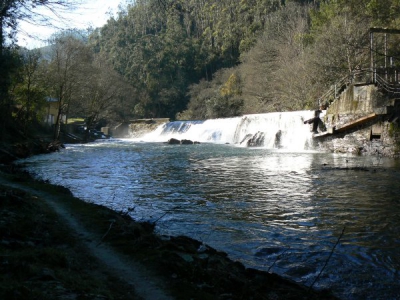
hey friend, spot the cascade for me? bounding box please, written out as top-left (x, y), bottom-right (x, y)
top-left (138, 110), bottom-right (322, 150)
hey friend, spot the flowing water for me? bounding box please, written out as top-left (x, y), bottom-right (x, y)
top-left (18, 111), bottom-right (400, 300)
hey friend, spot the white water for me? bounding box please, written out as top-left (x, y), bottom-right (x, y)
top-left (136, 110), bottom-right (322, 150)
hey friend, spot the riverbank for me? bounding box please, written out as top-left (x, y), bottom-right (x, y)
top-left (0, 164), bottom-right (338, 300)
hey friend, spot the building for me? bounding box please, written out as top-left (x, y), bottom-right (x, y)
top-left (45, 97), bottom-right (66, 125)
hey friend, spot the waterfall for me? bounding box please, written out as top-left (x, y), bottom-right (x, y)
top-left (138, 110), bottom-right (323, 150)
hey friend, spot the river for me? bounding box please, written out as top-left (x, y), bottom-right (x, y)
top-left (17, 112), bottom-right (400, 300)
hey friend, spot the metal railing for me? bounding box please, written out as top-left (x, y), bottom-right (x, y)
top-left (374, 72), bottom-right (400, 96)
top-left (319, 68), bottom-right (400, 108)
top-left (318, 75), bottom-right (351, 107)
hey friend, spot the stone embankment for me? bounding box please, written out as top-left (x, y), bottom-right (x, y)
top-left (314, 83), bottom-right (400, 157)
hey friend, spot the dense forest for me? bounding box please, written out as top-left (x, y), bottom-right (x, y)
top-left (1, 0), bottom-right (400, 142)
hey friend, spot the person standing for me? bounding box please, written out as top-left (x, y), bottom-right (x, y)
top-left (304, 109), bottom-right (322, 133)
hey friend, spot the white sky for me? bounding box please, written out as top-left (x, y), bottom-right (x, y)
top-left (17, 0), bottom-right (123, 49)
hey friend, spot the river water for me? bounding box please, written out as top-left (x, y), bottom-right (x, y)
top-left (17, 113), bottom-right (400, 300)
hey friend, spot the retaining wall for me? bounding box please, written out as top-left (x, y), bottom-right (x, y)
top-left (317, 84), bottom-right (400, 157)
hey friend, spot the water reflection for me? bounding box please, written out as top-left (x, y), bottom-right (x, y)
top-left (18, 141), bottom-right (400, 300)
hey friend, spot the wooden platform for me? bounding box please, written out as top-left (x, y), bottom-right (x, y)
top-left (334, 113), bottom-right (377, 133)
top-left (313, 131), bottom-right (333, 138)
top-left (313, 113), bottom-right (377, 138)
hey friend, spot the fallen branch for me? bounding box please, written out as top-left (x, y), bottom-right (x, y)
top-left (309, 227), bottom-right (346, 292)
top-left (96, 220), bottom-right (115, 247)
top-left (151, 212), bottom-right (168, 225)
top-left (268, 247), bottom-right (290, 272)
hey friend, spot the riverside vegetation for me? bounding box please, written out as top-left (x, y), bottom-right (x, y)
top-left (2, 1), bottom-right (400, 141)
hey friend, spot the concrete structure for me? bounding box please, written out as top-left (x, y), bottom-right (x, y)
top-left (315, 81), bottom-right (400, 157)
top-left (111, 118), bottom-right (169, 138)
top-left (44, 97), bottom-right (66, 125)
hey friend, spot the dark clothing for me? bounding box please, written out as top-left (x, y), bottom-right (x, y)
top-left (314, 109), bottom-right (322, 117)
top-left (304, 110), bottom-right (322, 133)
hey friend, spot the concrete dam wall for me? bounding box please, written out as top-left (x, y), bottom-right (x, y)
top-left (316, 83), bottom-right (400, 157)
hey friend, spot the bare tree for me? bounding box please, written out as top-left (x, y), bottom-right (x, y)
top-left (44, 33), bottom-right (91, 140)
top-left (240, 3), bottom-right (312, 113)
top-left (0, 0), bottom-right (77, 139)
top-left (307, 13), bottom-right (371, 84)
top-left (70, 54), bottom-right (135, 139)
top-left (1, 0), bottom-right (78, 49)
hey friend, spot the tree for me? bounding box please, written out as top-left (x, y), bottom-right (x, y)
top-left (0, 0), bottom-right (77, 141)
top-left (94, 0), bottom-right (286, 120)
top-left (236, 3), bottom-right (314, 113)
top-left (0, 48), bottom-right (20, 138)
top-left (306, 0), bottom-right (373, 107)
top-left (1, 0), bottom-right (78, 49)
top-left (11, 49), bottom-right (47, 133)
top-left (183, 0), bottom-right (381, 117)
top-left (70, 54), bottom-right (136, 140)
top-left (44, 33), bottom-right (91, 140)
top-left (180, 67), bottom-right (243, 119)
top-left (334, 0), bottom-right (400, 27)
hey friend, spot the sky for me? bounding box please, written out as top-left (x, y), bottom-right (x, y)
top-left (17, 0), bottom-right (123, 49)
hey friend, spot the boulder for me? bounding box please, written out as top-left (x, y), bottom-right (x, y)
top-left (166, 138), bottom-right (200, 145)
top-left (167, 138), bottom-right (181, 144)
top-left (181, 139), bottom-right (194, 145)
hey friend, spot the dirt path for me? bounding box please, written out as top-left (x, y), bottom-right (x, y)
top-left (0, 175), bottom-right (174, 300)
top-left (1, 169), bottom-right (339, 300)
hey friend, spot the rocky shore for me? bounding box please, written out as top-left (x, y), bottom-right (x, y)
top-left (0, 160), bottom-right (338, 299)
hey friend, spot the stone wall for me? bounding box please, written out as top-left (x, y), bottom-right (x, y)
top-left (317, 83), bottom-right (400, 157)
top-left (324, 84), bottom-right (381, 127)
top-left (317, 123), bottom-right (400, 156)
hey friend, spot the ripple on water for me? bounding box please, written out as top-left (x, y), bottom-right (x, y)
top-left (16, 142), bottom-right (400, 300)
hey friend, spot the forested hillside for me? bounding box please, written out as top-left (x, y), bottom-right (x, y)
top-left (90, 0), bottom-right (284, 119)
top-left (1, 0), bottom-right (400, 142)
top-left (91, 0), bottom-right (400, 120)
